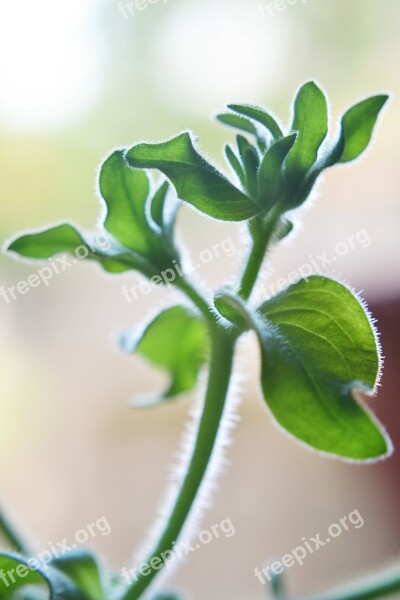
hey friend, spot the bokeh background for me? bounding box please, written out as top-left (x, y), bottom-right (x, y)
top-left (0, 0), bottom-right (399, 598)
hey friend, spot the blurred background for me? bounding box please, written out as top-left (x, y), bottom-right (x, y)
top-left (0, 0), bottom-right (399, 598)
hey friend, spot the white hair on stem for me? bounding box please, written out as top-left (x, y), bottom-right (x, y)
top-left (129, 336), bottom-right (246, 587)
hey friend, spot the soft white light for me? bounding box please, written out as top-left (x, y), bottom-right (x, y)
top-left (0, 0), bottom-right (104, 131)
top-left (152, 1), bottom-right (290, 112)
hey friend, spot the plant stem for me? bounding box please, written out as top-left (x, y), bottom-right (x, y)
top-left (175, 277), bottom-right (212, 322)
top-left (122, 319), bottom-right (236, 600)
top-left (298, 568), bottom-right (400, 600)
top-left (0, 509), bottom-right (30, 554)
top-left (122, 204), bottom-right (281, 597)
top-left (238, 202), bottom-right (283, 300)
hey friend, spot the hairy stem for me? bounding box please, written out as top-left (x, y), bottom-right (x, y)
top-left (122, 311), bottom-right (236, 600)
top-left (238, 202), bottom-right (283, 300)
top-left (0, 509), bottom-right (30, 554)
top-left (176, 278), bottom-right (213, 322)
top-left (122, 203), bottom-right (282, 598)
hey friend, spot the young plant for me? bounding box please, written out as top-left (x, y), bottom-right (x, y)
top-left (1, 81), bottom-right (397, 600)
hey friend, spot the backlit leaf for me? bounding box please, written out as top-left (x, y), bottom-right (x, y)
top-left (120, 306), bottom-right (208, 406)
top-left (257, 276), bottom-right (390, 460)
top-left (126, 132), bottom-right (259, 221)
top-left (285, 81), bottom-right (328, 186)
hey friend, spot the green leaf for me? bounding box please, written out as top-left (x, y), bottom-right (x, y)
top-left (275, 218), bottom-right (294, 241)
top-left (8, 152), bottom-right (182, 279)
top-left (235, 135), bottom-right (260, 198)
top-left (148, 179), bottom-right (179, 241)
top-left (150, 181), bottom-right (169, 230)
top-left (50, 550), bottom-right (106, 600)
top-left (258, 133), bottom-right (297, 208)
top-left (328, 95), bottom-right (389, 165)
top-left (0, 553), bottom-right (88, 600)
top-left (126, 132), bottom-right (259, 221)
top-left (7, 223), bottom-right (87, 259)
top-left (257, 276), bottom-right (390, 460)
top-left (228, 103), bottom-right (283, 140)
top-left (224, 145), bottom-right (246, 188)
top-left (235, 134), bottom-right (252, 161)
top-left (216, 113), bottom-right (258, 137)
top-left (99, 151), bottom-right (181, 272)
top-left (214, 290), bottom-right (252, 333)
top-left (120, 306), bottom-right (208, 406)
top-left (243, 146), bottom-right (260, 199)
top-left (6, 224), bottom-right (152, 277)
top-left (285, 81), bottom-right (328, 185)
top-left (100, 150), bottom-right (154, 255)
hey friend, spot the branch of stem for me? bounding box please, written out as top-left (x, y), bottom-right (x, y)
top-left (238, 202), bottom-right (283, 300)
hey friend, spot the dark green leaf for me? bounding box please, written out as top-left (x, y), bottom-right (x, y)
top-left (6, 224), bottom-right (152, 276)
top-left (328, 95), bottom-right (389, 165)
top-left (258, 134), bottom-right (297, 208)
top-left (120, 306), bottom-right (208, 406)
top-left (150, 181), bottom-right (169, 230)
top-left (257, 276), bottom-right (390, 460)
top-left (235, 135), bottom-right (260, 198)
top-left (216, 113), bottom-right (258, 137)
top-left (0, 553), bottom-right (88, 600)
top-left (235, 134), bottom-right (252, 160)
top-left (51, 550), bottom-right (105, 600)
top-left (224, 145), bottom-right (246, 188)
top-left (228, 103), bottom-right (283, 140)
top-left (243, 146), bottom-right (260, 199)
top-left (126, 132), bottom-right (259, 221)
top-left (285, 81), bottom-right (328, 185)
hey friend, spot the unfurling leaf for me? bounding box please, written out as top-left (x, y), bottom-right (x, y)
top-left (257, 276), bottom-right (390, 460)
top-left (227, 103), bottom-right (283, 140)
top-left (258, 133), bottom-right (297, 208)
top-left (224, 144), bottom-right (246, 188)
top-left (235, 135), bottom-right (260, 199)
top-left (216, 113), bottom-right (259, 137)
top-left (120, 306), bottom-right (208, 406)
top-left (126, 132), bottom-right (259, 221)
top-left (150, 180), bottom-right (176, 236)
